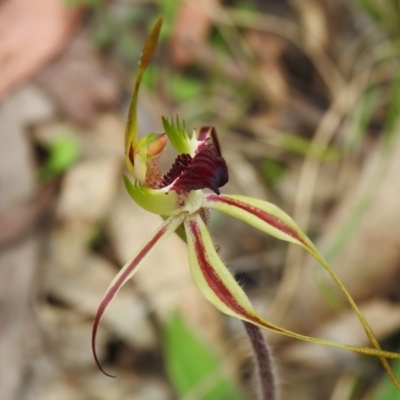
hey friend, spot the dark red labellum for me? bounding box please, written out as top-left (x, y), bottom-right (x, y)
top-left (161, 146), bottom-right (228, 195)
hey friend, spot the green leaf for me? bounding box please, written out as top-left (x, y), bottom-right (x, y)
top-left (142, 65), bottom-right (158, 90)
top-left (277, 133), bottom-right (342, 161)
top-left (169, 74), bottom-right (204, 103)
top-left (63, 0), bottom-right (102, 7)
top-left (260, 158), bottom-right (285, 185)
top-left (384, 68), bottom-right (400, 143)
top-left (345, 87), bottom-right (379, 153)
top-left (157, 0), bottom-right (181, 41)
top-left (163, 313), bottom-right (248, 400)
top-left (355, 0), bottom-right (383, 22)
top-left (370, 359), bottom-right (400, 400)
top-left (38, 136), bottom-right (80, 182)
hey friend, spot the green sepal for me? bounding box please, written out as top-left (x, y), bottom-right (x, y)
top-left (125, 17), bottom-right (163, 156)
top-left (123, 175), bottom-right (181, 216)
top-left (162, 116), bottom-right (193, 155)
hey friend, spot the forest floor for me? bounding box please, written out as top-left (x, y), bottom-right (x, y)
top-left (1, 1), bottom-right (400, 399)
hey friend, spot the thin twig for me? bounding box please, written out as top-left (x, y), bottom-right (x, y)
top-left (243, 321), bottom-right (278, 400)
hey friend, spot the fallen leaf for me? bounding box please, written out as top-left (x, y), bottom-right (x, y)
top-left (0, 83), bottom-right (55, 400)
top-left (0, 0), bottom-right (82, 100)
top-left (281, 299), bottom-right (400, 368)
top-left (245, 30), bottom-right (288, 106)
top-left (36, 36), bottom-right (120, 125)
top-left (280, 132), bottom-right (400, 336)
top-left (56, 158), bottom-right (121, 222)
top-left (0, 183), bottom-right (56, 248)
top-left (170, 0), bottom-right (221, 67)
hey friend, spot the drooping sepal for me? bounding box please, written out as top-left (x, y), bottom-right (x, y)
top-left (203, 194), bottom-right (400, 388)
top-left (92, 213), bottom-right (184, 377)
top-left (183, 213), bottom-right (400, 388)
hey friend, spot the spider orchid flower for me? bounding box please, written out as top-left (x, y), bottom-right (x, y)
top-left (92, 17), bottom-right (400, 386)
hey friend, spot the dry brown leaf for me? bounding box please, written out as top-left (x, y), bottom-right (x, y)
top-left (36, 305), bottom-right (109, 370)
top-left (0, 0), bottom-right (82, 100)
top-left (245, 30), bottom-right (288, 106)
top-left (281, 299), bottom-right (400, 368)
top-left (0, 182), bottom-right (56, 248)
top-left (45, 251), bottom-right (157, 350)
top-left (289, 0), bottom-right (329, 52)
top-left (78, 370), bottom-right (171, 400)
top-left (170, 0), bottom-right (221, 67)
top-left (84, 113), bottom-right (126, 159)
top-left (36, 36), bottom-right (120, 125)
top-left (56, 158), bottom-right (121, 222)
top-left (280, 131), bottom-right (400, 335)
top-left (44, 154), bottom-right (157, 350)
top-left (0, 84), bottom-right (55, 400)
top-left (223, 149), bottom-right (270, 200)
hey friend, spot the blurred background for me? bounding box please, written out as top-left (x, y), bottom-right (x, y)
top-left (1, 0), bottom-right (400, 399)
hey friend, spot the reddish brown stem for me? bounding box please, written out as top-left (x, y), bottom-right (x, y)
top-left (243, 321), bottom-right (278, 400)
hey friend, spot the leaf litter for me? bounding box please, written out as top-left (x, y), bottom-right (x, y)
top-left (1, 1), bottom-right (400, 399)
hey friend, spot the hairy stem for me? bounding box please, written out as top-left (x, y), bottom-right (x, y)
top-left (244, 321), bottom-right (278, 400)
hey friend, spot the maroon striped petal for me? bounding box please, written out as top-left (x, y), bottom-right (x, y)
top-left (203, 194), bottom-right (312, 249)
top-left (202, 194), bottom-right (400, 386)
top-left (92, 214), bottom-right (184, 377)
top-left (183, 212), bottom-right (400, 383)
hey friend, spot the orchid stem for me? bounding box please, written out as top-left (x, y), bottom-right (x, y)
top-left (243, 321), bottom-right (278, 400)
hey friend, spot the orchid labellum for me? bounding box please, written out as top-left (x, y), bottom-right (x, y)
top-left (92, 17), bottom-right (400, 388)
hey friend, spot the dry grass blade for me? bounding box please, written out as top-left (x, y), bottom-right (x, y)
top-left (267, 70), bottom-right (372, 323)
top-left (214, 7), bottom-right (345, 98)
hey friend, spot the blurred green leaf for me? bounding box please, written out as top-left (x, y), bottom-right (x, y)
top-left (90, 6), bottom-right (148, 62)
top-left (345, 87), bottom-right (380, 153)
top-left (169, 74), bottom-right (204, 103)
top-left (323, 74), bottom-right (400, 271)
top-left (91, 11), bottom-right (119, 50)
top-left (355, 0), bottom-right (400, 38)
top-left (38, 136), bottom-right (80, 182)
top-left (260, 158), bottom-right (285, 185)
top-left (355, 0), bottom-right (383, 22)
top-left (157, 0), bottom-right (181, 41)
top-left (370, 359), bottom-right (400, 400)
top-left (63, 0), bottom-right (102, 8)
top-left (116, 31), bottom-right (142, 64)
top-left (277, 133), bottom-right (342, 161)
top-left (163, 313), bottom-right (248, 400)
top-left (142, 65), bottom-right (158, 90)
top-left (235, 1), bottom-right (257, 12)
top-left (384, 68), bottom-right (400, 142)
